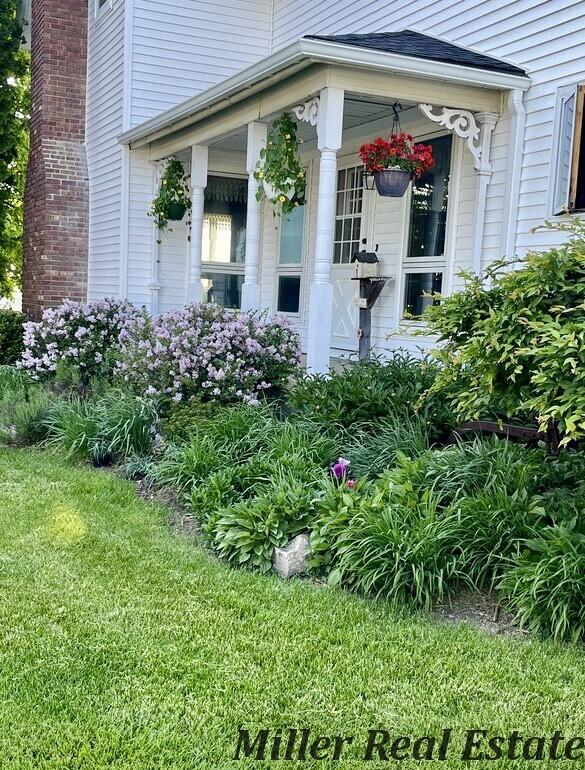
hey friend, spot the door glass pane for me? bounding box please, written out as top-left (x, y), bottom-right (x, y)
top-left (201, 272), bottom-right (243, 309)
top-left (403, 272), bottom-right (443, 318)
top-left (277, 275), bottom-right (301, 313)
top-left (407, 135), bottom-right (452, 259)
top-left (334, 166), bottom-right (363, 265)
top-left (202, 176), bottom-right (247, 264)
top-left (279, 205), bottom-right (304, 265)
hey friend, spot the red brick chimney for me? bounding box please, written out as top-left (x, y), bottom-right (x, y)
top-left (22, 0), bottom-right (89, 318)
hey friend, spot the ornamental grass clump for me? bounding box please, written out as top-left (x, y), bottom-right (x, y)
top-left (117, 303), bottom-right (300, 406)
top-left (19, 298), bottom-right (143, 383)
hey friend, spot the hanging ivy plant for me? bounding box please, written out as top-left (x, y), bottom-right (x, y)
top-left (148, 158), bottom-right (192, 232)
top-left (253, 113), bottom-right (306, 215)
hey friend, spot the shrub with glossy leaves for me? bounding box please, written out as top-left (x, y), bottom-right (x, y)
top-left (117, 303), bottom-right (300, 406)
top-left (425, 219), bottom-right (585, 446)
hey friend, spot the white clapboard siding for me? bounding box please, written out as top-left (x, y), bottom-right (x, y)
top-left (130, 0), bottom-right (272, 126)
top-left (124, 0), bottom-right (272, 306)
top-left (271, 0), bottom-right (585, 256)
top-left (86, 0), bottom-right (126, 299)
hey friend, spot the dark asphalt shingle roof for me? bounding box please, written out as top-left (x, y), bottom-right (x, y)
top-left (304, 30), bottom-right (527, 77)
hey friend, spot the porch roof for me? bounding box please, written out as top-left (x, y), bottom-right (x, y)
top-left (306, 31), bottom-right (527, 77)
top-left (119, 30), bottom-right (530, 151)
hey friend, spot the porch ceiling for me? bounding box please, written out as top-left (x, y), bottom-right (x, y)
top-left (119, 31), bottom-right (530, 160)
top-left (208, 95), bottom-right (416, 154)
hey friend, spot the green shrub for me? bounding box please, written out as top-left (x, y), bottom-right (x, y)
top-left (425, 219), bottom-right (585, 447)
top-left (288, 354), bottom-right (453, 435)
top-left (335, 482), bottom-right (462, 609)
top-left (43, 398), bottom-right (103, 458)
top-left (455, 487), bottom-right (544, 588)
top-left (344, 412), bottom-right (430, 479)
top-left (160, 399), bottom-right (224, 442)
top-left (0, 310), bottom-right (24, 365)
top-left (43, 391), bottom-right (157, 462)
top-left (310, 478), bottom-right (370, 575)
top-left (499, 520), bottom-right (585, 641)
top-left (389, 437), bottom-right (542, 505)
top-left (211, 480), bottom-right (317, 572)
top-left (0, 386), bottom-right (55, 446)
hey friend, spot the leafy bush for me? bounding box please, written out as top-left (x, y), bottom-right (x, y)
top-left (310, 478), bottom-right (370, 575)
top-left (0, 310), bottom-right (24, 365)
top-left (289, 355), bottom-right (453, 435)
top-left (42, 390), bottom-right (156, 462)
top-left (455, 487), bottom-right (544, 588)
top-left (499, 520), bottom-right (585, 641)
top-left (343, 412), bottom-right (430, 479)
top-left (117, 303), bottom-right (300, 406)
top-left (334, 482), bottom-right (462, 609)
top-left (425, 219), bottom-right (585, 446)
top-left (19, 298), bottom-right (143, 383)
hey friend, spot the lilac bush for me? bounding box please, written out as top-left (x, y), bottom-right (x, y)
top-left (117, 303), bottom-right (301, 405)
top-left (19, 298), bottom-right (144, 381)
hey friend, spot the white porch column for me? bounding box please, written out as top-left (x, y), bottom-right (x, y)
top-left (471, 112), bottom-right (499, 275)
top-left (186, 144), bottom-right (208, 304)
top-left (306, 87), bottom-right (344, 374)
top-left (241, 121), bottom-right (267, 312)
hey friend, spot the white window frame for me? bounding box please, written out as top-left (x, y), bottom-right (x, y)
top-left (274, 165), bottom-right (311, 319)
top-left (332, 161), bottom-right (366, 265)
top-left (201, 172), bottom-right (247, 309)
top-left (95, 0), bottom-right (112, 18)
top-left (396, 131), bottom-right (456, 325)
top-left (549, 82), bottom-right (585, 216)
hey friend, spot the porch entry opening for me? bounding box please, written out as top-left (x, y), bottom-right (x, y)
top-left (331, 165), bottom-right (364, 352)
top-left (402, 134), bottom-right (452, 319)
top-left (201, 175), bottom-right (247, 309)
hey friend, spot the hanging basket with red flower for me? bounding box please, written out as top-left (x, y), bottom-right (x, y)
top-left (358, 132), bottom-right (435, 197)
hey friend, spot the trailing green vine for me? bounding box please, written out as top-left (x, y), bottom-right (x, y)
top-left (254, 113), bottom-right (306, 215)
top-left (149, 158), bottom-right (191, 232)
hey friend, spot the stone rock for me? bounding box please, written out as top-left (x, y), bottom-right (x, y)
top-left (273, 533), bottom-right (311, 579)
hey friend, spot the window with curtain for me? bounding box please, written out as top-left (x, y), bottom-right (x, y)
top-left (403, 135), bottom-right (452, 318)
top-left (201, 175), bottom-right (247, 308)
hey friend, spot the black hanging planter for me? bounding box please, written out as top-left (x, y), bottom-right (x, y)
top-left (373, 169), bottom-right (411, 197)
top-left (166, 201), bottom-right (187, 221)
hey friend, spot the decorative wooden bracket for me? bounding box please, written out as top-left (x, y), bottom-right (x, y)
top-left (293, 97), bottom-right (320, 126)
top-left (418, 103), bottom-right (482, 168)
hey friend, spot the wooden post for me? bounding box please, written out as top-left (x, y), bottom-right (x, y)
top-left (354, 277), bottom-right (389, 361)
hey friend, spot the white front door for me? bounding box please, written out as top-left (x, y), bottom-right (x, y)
top-left (330, 164), bottom-right (365, 352)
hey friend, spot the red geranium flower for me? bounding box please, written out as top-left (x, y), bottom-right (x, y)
top-left (359, 132), bottom-right (435, 178)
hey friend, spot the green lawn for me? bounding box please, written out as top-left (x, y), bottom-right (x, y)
top-left (0, 449), bottom-right (583, 769)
